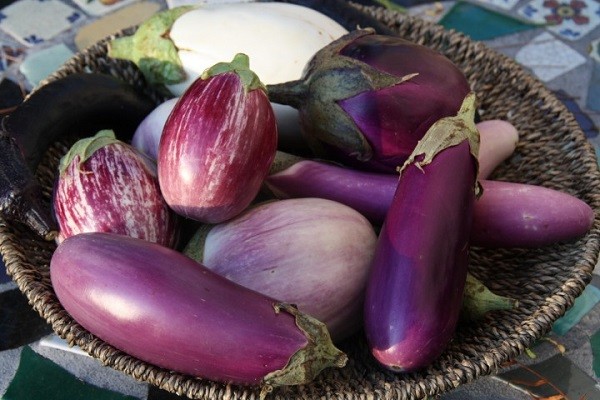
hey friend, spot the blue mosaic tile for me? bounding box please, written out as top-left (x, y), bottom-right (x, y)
top-left (555, 89), bottom-right (600, 139)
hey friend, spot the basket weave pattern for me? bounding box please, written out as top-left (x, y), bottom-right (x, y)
top-left (1, 7), bottom-right (599, 400)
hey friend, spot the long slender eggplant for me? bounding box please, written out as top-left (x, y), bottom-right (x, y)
top-left (266, 155), bottom-right (594, 248)
top-left (0, 73), bottom-right (156, 239)
top-left (51, 232), bottom-right (347, 394)
top-left (364, 92), bottom-right (479, 372)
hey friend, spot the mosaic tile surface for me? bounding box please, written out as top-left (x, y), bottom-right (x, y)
top-left (0, 0), bottom-right (599, 399)
top-left (518, 0), bottom-right (600, 40)
top-left (0, 0), bottom-right (84, 46)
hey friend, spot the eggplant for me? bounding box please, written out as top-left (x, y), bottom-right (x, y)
top-left (51, 232), bottom-right (347, 393)
top-left (53, 130), bottom-right (179, 246)
top-left (267, 28), bottom-right (471, 173)
top-left (364, 92), bottom-right (479, 372)
top-left (471, 180), bottom-right (595, 248)
top-left (107, 3), bottom-right (347, 93)
top-left (0, 73), bottom-right (156, 239)
top-left (158, 54), bottom-right (277, 223)
top-left (266, 148), bottom-right (593, 248)
top-left (183, 197), bottom-right (378, 342)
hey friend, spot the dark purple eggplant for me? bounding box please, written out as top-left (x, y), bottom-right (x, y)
top-left (267, 28), bottom-right (471, 173)
top-left (364, 92), bottom-right (479, 372)
top-left (0, 73), bottom-right (157, 239)
top-left (51, 232), bottom-right (347, 392)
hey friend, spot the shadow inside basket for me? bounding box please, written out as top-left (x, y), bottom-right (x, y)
top-left (1, 4), bottom-right (599, 400)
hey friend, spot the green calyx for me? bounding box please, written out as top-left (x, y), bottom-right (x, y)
top-left (59, 130), bottom-right (121, 176)
top-left (462, 273), bottom-right (519, 320)
top-left (266, 28), bottom-right (418, 163)
top-left (107, 6), bottom-right (194, 86)
top-left (260, 303), bottom-right (347, 398)
top-left (398, 92), bottom-right (480, 191)
top-left (201, 53), bottom-right (266, 94)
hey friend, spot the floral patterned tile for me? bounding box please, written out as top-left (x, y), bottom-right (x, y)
top-left (515, 31), bottom-right (586, 81)
top-left (518, 0), bottom-right (600, 41)
top-left (0, 0), bottom-right (84, 47)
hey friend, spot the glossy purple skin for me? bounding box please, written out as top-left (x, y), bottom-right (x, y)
top-left (267, 161), bottom-right (594, 248)
top-left (266, 160), bottom-right (392, 223)
top-left (473, 180), bottom-right (594, 248)
top-left (54, 143), bottom-right (178, 247)
top-left (364, 141), bottom-right (477, 371)
top-left (50, 232), bottom-right (308, 385)
top-left (158, 72), bottom-right (277, 223)
top-left (337, 35), bottom-right (471, 172)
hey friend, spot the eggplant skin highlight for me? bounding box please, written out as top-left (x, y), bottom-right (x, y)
top-left (364, 93), bottom-right (479, 372)
top-left (50, 232), bottom-right (347, 393)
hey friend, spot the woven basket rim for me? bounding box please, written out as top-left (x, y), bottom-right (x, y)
top-left (2, 5), bottom-right (600, 400)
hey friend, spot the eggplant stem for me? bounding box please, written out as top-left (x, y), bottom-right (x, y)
top-left (266, 80), bottom-right (307, 109)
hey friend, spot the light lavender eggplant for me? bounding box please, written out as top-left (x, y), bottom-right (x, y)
top-left (158, 54), bottom-right (277, 223)
top-left (53, 130), bottom-right (178, 247)
top-left (183, 197), bottom-right (378, 342)
top-left (364, 93), bottom-right (479, 371)
top-left (267, 28), bottom-right (471, 173)
top-left (50, 232), bottom-right (347, 393)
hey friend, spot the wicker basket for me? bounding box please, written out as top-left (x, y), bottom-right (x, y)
top-left (2, 3), bottom-right (599, 400)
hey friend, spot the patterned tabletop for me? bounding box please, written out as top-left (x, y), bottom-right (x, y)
top-left (0, 0), bottom-right (599, 399)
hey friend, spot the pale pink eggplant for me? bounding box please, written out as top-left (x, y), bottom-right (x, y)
top-left (158, 53), bottom-right (277, 223)
top-left (183, 197), bottom-right (377, 342)
top-left (50, 232), bottom-right (347, 391)
top-left (53, 130), bottom-right (178, 247)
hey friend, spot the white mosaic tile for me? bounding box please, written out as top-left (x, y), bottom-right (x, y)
top-left (408, 1), bottom-right (454, 23)
top-left (71, 0), bottom-right (138, 17)
top-left (515, 31), bottom-right (587, 82)
top-left (518, 0), bottom-right (600, 41)
top-left (0, 0), bottom-right (84, 47)
top-left (475, 0), bottom-right (520, 10)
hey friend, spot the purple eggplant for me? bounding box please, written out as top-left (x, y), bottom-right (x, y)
top-left (158, 53), bottom-right (277, 223)
top-left (364, 92), bottom-right (479, 371)
top-left (267, 28), bottom-right (471, 173)
top-left (183, 197), bottom-right (377, 342)
top-left (50, 232), bottom-right (347, 391)
top-left (472, 180), bottom-right (595, 248)
top-left (53, 130), bottom-right (178, 247)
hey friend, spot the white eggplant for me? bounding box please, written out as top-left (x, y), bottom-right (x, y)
top-left (108, 3), bottom-right (348, 94)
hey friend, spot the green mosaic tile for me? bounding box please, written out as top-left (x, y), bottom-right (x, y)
top-left (439, 1), bottom-right (539, 40)
top-left (552, 284), bottom-right (600, 336)
top-left (3, 346), bottom-right (137, 400)
top-left (592, 328), bottom-right (600, 378)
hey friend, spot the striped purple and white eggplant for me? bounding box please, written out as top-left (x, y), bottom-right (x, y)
top-left (53, 130), bottom-right (178, 247)
top-left (158, 53), bottom-right (277, 223)
top-left (183, 197), bottom-right (378, 342)
top-left (364, 92), bottom-right (479, 372)
top-left (267, 28), bottom-right (471, 173)
top-left (50, 232), bottom-right (347, 393)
